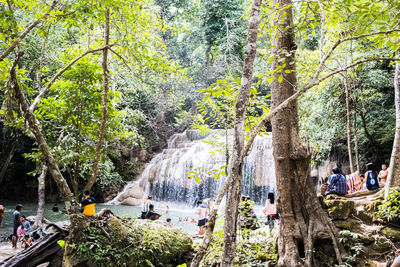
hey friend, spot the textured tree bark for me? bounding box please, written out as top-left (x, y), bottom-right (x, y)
top-left (0, 141), bottom-right (16, 185)
top-left (344, 74), bottom-right (354, 172)
top-left (386, 54), bottom-right (400, 195)
top-left (85, 9), bottom-right (110, 191)
top-left (271, 1), bottom-right (342, 266)
top-left (35, 165), bottom-right (47, 227)
top-left (10, 54), bottom-right (74, 205)
top-left (220, 0), bottom-right (262, 266)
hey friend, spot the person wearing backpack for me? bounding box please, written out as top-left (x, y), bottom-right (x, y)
top-left (365, 163), bottom-right (380, 190)
top-left (325, 168), bottom-right (348, 196)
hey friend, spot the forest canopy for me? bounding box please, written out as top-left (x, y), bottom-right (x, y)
top-left (0, 0), bottom-right (399, 200)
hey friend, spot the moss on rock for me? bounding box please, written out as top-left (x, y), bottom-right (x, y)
top-left (381, 226), bottom-right (400, 241)
top-left (335, 220), bottom-right (361, 232)
top-left (68, 216), bottom-right (193, 267)
top-left (324, 197), bottom-right (355, 220)
top-left (370, 236), bottom-right (391, 252)
top-left (365, 199), bottom-right (382, 213)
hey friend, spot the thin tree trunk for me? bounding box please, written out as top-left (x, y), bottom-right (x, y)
top-left (344, 74), bottom-right (354, 173)
top-left (353, 101), bottom-right (360, 172)
top-left (10, 54), bottom-right (74, 206)
top-left (271, 1), bottom-right (342, 266)
top-left (72, 158), bottom-right (80, 197)
top-left (85, 9), bottom-right (110, 191)
top-left (35, 164), bottom-right (47, 227)
top-left (220, 0), bottom-right (262, 266)
top-left (0, 141), bottom-right (16, 185)
top-left (386, 53), bottom-right (400, 195)
top-left (0, 1), bottom-right (56, 62)
top-left (349, 40), bottom-right (360, 173)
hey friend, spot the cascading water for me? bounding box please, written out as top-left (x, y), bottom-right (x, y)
top-left (109, 130), bottom-right (276, 206)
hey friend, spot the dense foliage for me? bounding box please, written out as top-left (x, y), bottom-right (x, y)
top-left (0, 0), bottom-right (399, 200)
top-left (376, 187), bottom-right (400, 222)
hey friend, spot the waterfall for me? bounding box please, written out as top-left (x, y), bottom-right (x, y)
top-left (109, 130), bottom-right (276, 206)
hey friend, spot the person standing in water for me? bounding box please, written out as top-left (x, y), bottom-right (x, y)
top-left (20, 215), bottom-right (30, 230)
top-left (0, 204), bottom-right (4, 227)
top-left (52, 203), bottom-right (59, 212)
top-left (12, 204), bottom-right (23, 249)
top-left (263, 193), bottom-right (277, 232)
top-left (195, 200), bottom-right (208, 236)
top-left (141, 195), bottom-right (152, 219)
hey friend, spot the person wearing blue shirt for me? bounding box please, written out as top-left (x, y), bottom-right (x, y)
top-left (325, 168), bottom-right (348, 196)
top-left (364, 163), bottom-right (380, 190)
top-left (20, 215), bottom-right (30, 230)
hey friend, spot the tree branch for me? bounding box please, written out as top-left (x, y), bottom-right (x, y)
top-left (29, 44), bottom-right (115, 112)
top-left (317, 0), bottom-right (325, 62)
top-left (9, 52), bottom-right (74, 204)
top-left (242, 56), bottom-right (400, 157)
top-left (0, 1), bottom-right (57, 62)
top-left (314, 24), bottom-right (400, 80)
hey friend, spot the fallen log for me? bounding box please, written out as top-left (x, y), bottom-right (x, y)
top-left (0, 224), bottom-right (68, 267)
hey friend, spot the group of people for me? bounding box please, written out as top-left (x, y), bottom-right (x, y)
top-left (323, 163), bottom-right (387, 196)
top-left (11, 204), bottom-right (33, 249)
top-left (238, 194), bottom-right (279, 234)
top-left (140, 195), bottom-right (163, 220)
top-left (140, 195), bottom-right (211, 236)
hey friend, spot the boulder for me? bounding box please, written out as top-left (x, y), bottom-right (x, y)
top-left (334, 219), bottom-right (361, 232)
top-left (67, 216), bottom-right (193, 267)
top-left (381, 226), bottom-right (400, 241)
top-left (324, 196), bottom-right (355, 220)
top-left (120, 197), bottom-right (142, 206)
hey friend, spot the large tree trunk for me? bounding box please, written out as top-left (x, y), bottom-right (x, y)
top-left (85, 9), bottom-right (110, 191)
top-left (344, 74), bottom-right (354, 173)
top-left (220, 0), bottom-right (262, 266)
top-left (35, 164), bottom-right (47, 227)
top-left (386, 54), bottom-right (400, 194)
top-left (10, 55), bottom-right (74, 206)
top-left (271, 1), bottom-right (342, 266)
top-left (0, 141), bottom-right (16, 185)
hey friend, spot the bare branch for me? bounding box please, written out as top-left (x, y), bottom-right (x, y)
top-left (0, 1), bottom-right (57, 62)
top-left (243, 56), bottom-right (400, 157)
top-left (317, 0), bottom-right (325, 62)
top-left (314, 24), bottom-right (400, 80)
top-left (109, 48), bottom-right (132, 71)
top-left (29, 44), bottom-right (115, 112)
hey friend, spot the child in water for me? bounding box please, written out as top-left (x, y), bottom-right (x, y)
top-left (16, 223), bottom-right (25, 238)
top-left (21, 235), bottom-right (33, 248)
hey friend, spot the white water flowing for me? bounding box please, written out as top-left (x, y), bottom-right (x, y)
top-left (108, 130), bottom-right (276, 206)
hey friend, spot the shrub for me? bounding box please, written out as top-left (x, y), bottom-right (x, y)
top-left (70, 217), bottom-right (193, 267)
top-left (201, 228), bottom-right (277, 267)
top-left (375, 187), bottom-right (400, 222)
